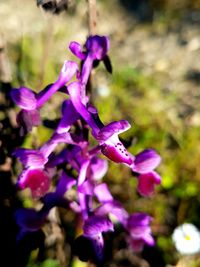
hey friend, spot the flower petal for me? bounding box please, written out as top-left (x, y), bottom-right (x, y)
top-left (96, 120), bottom-right (131, 143)
top-left (17, 109), bottom-right (41, 135)
top-left (69, 41), bottom-right (86, 60)
top-left (10, 87), bottom-right (37, 110)
top-left (95, 200), bottom-right (129, 226)
top-left (89, 157), bottom-right (108, 181)
top-left (58, 60), bottom-right (79, 86)
top-left (101, 137), bottom-right (132, 165)
top-left (18, 169), bottom-right (51, 198)
top-left (14, 148), bottom-right (46, 168)
top-left (137, 171), bottom-right (161, 197)
top-left (86, 35), bottom-right (110, 60)
top-left (56, 99), bottom-right (80, 134)
top-left (94, 183), bottom-right (113, 202)
top-left (133, 149), bottom-right (161, 174)
top-left (84, 215), bottom-right (114, 236)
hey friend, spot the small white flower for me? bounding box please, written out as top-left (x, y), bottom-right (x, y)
top-left (172, 223), bottom-right (200, 255)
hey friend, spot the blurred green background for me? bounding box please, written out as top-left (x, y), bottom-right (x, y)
top-left (1, 0), bottom-right (200, 266)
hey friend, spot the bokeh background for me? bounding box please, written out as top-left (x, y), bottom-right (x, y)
top-left (1, 0), bottom-right (200, 266)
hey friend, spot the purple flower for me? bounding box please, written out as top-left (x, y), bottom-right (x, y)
top-left (131, 149), bottom-right (161, 197)
top-left (69, 35), bottom-right (110, 86)
top-left (67, 82), bottom-right (133, 165)
top-left (126, 213), bottom-right (155, 252)
top-left (11, 61), bottom-right (78, 134)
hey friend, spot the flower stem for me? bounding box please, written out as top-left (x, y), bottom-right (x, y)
top-left (87, 0), bottom-right (97, 35)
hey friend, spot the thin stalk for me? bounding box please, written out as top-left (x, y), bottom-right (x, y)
top-left (87, 0), bottom-right (97, 35)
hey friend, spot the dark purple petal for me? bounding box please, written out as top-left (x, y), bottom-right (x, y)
top-left (89, 157), bottom-right (108, 181)
top-left (56, 99), bottom-right (80, 133)
top-left (132, 149), bottom-right (161, 174)
top-left (15, 208), bottom-right (46, 231)
top-left (14, 148), bottom-right (46, 168)
top-left (137, 171), bottom-right (161, 197)
top-left (69, 41), bottom-right (86, 60)
top-left (56, 171), bottom-right (76, 196)
top-left (17, 109), bottom-right (41, 135)
top-left (86, 35), bottom-right (110, 60)
top-left (127, 213), bottom-right (152, 228)
top-left (84, 216), bottom-right (114, 236)
top-left (10, 87), bottom-right (37, 110)
top-left (96, 120), bottom-right (131, 143)
top-left (94, 183), bottom-right (113, 202)
top-left (18, 169), bottom-right (51, 198)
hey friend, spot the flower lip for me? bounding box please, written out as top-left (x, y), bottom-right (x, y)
top-left (101, 141), bottom-right (132, 165)
top-left (18, 168), bottom-right (51, 198)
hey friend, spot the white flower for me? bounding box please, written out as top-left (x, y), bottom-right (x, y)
top-left (172, 223), bottom-right (200, 255)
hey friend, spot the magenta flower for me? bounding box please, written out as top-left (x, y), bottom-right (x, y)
top-left (67, 82), bottom-right (133, 165)
top-left (131, 149), bottom-right (161, 197)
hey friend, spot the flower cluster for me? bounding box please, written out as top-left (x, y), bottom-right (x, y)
top-left (11, 35), bottom-right (161, 263)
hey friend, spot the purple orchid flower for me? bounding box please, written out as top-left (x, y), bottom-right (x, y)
top-left (69, 35), bottom-right (110, 86)
top-left (131, 149), bottom-right (161, 197)
top-left (126, 213), bottom-right (155, 252)
top-left (11, 61), bottom-right (78, 135)
top-left (67, 81), bottom-right (133, 165)
top-left (15, 171), bottom-right (75, 242)
top-left (14, 131), bottom-right (80, 198)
